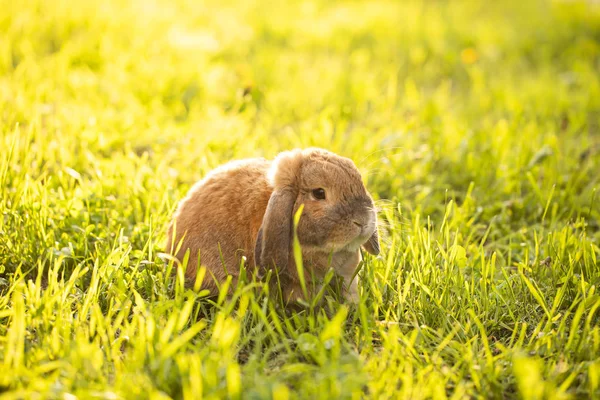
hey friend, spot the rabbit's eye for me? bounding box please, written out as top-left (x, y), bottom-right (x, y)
top-left (312, 188), bottom-right (326, 200)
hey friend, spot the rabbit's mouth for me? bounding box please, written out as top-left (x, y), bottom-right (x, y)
top-left (352, 215), bottom-right (377, 239)
top-left (337, 221), bottom-right (377, 252)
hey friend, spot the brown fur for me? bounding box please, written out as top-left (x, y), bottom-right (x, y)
top-left (166, 148), bottom-right (380, 304)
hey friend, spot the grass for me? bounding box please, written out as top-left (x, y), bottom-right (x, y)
top-left (1, 0), bottom-right (600, 398)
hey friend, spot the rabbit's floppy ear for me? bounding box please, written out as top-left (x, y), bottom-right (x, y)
top-left (255, 188), bottom-right (296, 273)
top-left (255, 150), bottom-right (304, 274)
top-left (362, 228), bottom-right (380, 255)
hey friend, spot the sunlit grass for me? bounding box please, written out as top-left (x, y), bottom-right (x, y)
top-left (1, 0), bottom-right (600, 398)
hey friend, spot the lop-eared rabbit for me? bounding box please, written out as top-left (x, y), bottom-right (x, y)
top-left (166, 148), bottom-right (379, 304)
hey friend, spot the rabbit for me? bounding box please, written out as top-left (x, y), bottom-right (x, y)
top-left (166, 148), bottom-right (380, 304)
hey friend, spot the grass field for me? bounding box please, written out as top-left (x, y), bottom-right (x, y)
top-left (1, 0), bottom-right (600, 398)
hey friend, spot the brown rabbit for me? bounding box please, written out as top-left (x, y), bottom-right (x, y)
top-left (166, 148), bottom-right (379, 303)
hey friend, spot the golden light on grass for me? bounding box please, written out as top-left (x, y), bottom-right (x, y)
top-left (0, 0), bottom-right (599, 398)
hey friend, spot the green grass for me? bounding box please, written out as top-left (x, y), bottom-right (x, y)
top-left (1, 0), bottom-right (600, 398)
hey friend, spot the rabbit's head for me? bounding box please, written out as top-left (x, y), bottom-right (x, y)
top-left (255, 148), bottom-right (379, 275)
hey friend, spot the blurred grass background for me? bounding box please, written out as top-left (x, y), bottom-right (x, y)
top-left (1, 0), bottom-right (600, 398)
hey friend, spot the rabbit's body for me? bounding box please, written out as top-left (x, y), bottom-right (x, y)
top-left (166, 148), bottom-right (379, 303)
top-left (167, 158), bottom-right (271, 292)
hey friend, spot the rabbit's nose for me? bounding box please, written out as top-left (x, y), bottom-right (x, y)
top-left (352, 220), bottom-right (364, 228)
